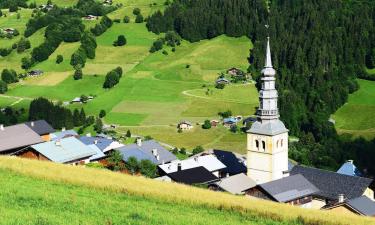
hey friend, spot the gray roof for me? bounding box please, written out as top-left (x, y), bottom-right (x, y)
top-left (248, 120), bottom-right (288, 135)
top-left (214, 173), bottom-right (256, 194)
top-left (117, 140), bottom-right (177, 165)
top-left (258, 174), bottom-right (319, 202)
top-left (291, 165), bottom-right (373, 200)
top-left (347, 196), bottom-right (375, 216)
top-left (25, 120), bottom-right (55, 136)
top-left (50, 130), bottom-right (79, 141)
top-left (0, 124), bottom-right (44, 153)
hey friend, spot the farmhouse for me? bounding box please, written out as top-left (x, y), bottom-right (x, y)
top-left (177, 120), bottom-right (193, 130)
top-left (79, 136), bottom-right (124, 154)
top-left (25, 120), bottom-right (55, 141)
top-left (117, 139), bottom-right (177, 165)
top-left (323, 196), bottom-right (375, 216)
top-left (247, 174), bottom-right (319, 208)
top-left (167, 166), bottom-right (220, 185)
top-left (211, 173), bottom-right (256, 195)
top-left (0, 124), bottom-right (44, 154)
top-left (158, 155), bottom-right (226, 178)
top-left (17, 137), bottom-right (96, 165)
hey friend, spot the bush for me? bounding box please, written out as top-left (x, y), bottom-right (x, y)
top-left (133, 8), bottom-right (141, 15)
top-left (202, 120), bottom-right (211, 129)
top-left (113, 35), bottom-right (127, 46)
top-left (107, 150), bottom-right (125, 171)
top-left (139, 160), bottom-right (157, 178)
top-left (172, 148), bottom-right (178, 154)
top-left (126, 130), bottom-right (131, 138)
top-left (113, 19), bottom-right (121, 23)
top-left (126, 157), bottom-right (139, 174)
top-left (123, 16), bottom-right (130, 23)
top-left (0, 80), bottom-right (7, 94)
top-left (215, 83), bottom-right (225, 89)
top-left (192, 146), bottom-right (204, 155)
top-left (56, 55), bottom-right (63, 64)
top-left (135, 14), bottom-right (144, 23)
top-left (150, 39), bottom-right (163, 52)
top-left (179, 147), bottom-right (186, 155)
top-left (162, 50), bottom-right (168, 55)
top-left (99, 109), bottom-right (106, 118)
top-left (73, 69), bottom-right (83, 80)
top-left (1, 69), bottom-right (18, 84)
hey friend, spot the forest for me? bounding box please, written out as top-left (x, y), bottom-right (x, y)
top-left (147, 0), bottom-right (375, 174)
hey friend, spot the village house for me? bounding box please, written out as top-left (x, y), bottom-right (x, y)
top-left (79, 135), bottom-right (124, 154)
top-left (0, 124), bottom-right (44, 154)
top-left (117, 139), bottom-right (177, 165)
top-left (27, 70), bottom-right (44, 77)
top-left (247, 174), bottom-right (319, 208)
top-left (158, 154), bottom-right (226, 178)
top-left (83, 15), bottom-right (98, 20)
top-left (167, 166), bottom-right (220, 185)
top-left (227, 67), bottom-right (241, 76)
top-left (50, 129), bottom-right (79, 141)
top-left (323, 195), bottom-right (375, 217)
top-left (25, 120), bottom-right (55, 141)
top-left (210, 120), bottom-right (219, 127)
top-left (211, 150), bottom-right (247, 176)
top-left (290, 165), bottom-right (374, 209)
top-left (223, 117), bottom-right (238, 128)
top-left (103, 0), bottom-right (113, 5)
top-left (1, 28), bottom-right (15, 35)
top-left (210, 173), bottom-right (256, 195)
top-left (177, 120), bottom-right (193, 130)
top-left (215, 78), bottom-right (230, 85)
top-left (16, 137), bottom-right (96, 165)
top-left (39, 4), bottom-right (54, 11)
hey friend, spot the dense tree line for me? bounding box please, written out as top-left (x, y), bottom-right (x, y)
top-left (146, 0), bottom-right (375, 173)
top-left (76, 0), bottom-right (116, 16)
top-left (70, 32), bottom-right (97, 69)
top-left (103, 67), bottom-right (123, 89)
top-left (0, 0), bottom-right (27, 10)
top-left (90, 15), bottom-right (113, 36)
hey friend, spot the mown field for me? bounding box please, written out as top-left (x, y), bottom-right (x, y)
top-left (333, 79), bottom-right (375, 139)
top-left (0, 157), bottom-right (373, 225)
top-left (0, 1), bottom-right (257, 151)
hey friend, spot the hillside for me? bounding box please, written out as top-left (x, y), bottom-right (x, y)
top-left (0, 157), bottom-right (373, 225)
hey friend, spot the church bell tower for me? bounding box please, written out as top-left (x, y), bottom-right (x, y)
top-left (247, 37), bottom-right (289, 184)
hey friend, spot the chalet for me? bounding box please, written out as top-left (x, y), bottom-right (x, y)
top-left (27, 70), bottom-right (44, 77)
top-left (39, 4), bottom-right (54, 11)
top-left (223, 117), bottom-right (238, 127)
top-left (227, 67), bottom-right (241, 76)
top-left (216, 78), bottom-right (230, 85)
top-left (247, 174), bottom-right (319, 208)
top-left (103, 0), bottom-right (113, 5)
top-left (50, 129), bottom-right (79, 141)
top-left (211, 173), bottom-right (256, 195)
top-left (0, 124), bottom-right (44, 154)
top-left (158, 155), bottom-right (226, 178)
top-left (25, 120), bottom-right (55, 141)
top-left (177, 120), bottom-right (193, 130)
top-left (2, 28), bottom-right (15, 35)
top-left (337, 160), bottom-right (362, 177)
top-left (17, 137), bottom-right (96, 165)
top-left (117, 139), bottom-right (177, 165)
top-left (210, 120), bottom-right (219, 127)
top-left (71, 96), bottom-right (94, 104)
top-left (167, 166), bottom-right (220, 185)
top-left (290, 165), bottom-right (374, 209)
top-left (83, 15), bottom-right (97, 20)
top-left (79, 136), bottom-right (124, 154)
top-left (323, 196), bottom-right (375, 217)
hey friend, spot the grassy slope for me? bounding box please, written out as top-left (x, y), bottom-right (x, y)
top-left (0, 157), bottom-right (373, 225)
top-left (333, 79), bottom-right (375, 139)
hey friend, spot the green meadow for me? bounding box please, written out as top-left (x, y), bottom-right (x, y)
top-left (0, 1), bottom-right (257, 151)
top-left (333, 79), bottom-right (375, 139)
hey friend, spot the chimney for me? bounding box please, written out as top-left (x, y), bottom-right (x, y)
top-left (338, 194), bottom-right (345, 203)
top-left (0, 124), bottom-right (4, 131)
top-left (152, 148), bottom-right (158, 156)
top-left (61, 127), bottom-right (66, 131)
top-left (136, 138), bottom-right (142, 146)
top-left (55, 140), bottom-right (61, 146)
top-left (177, 163), bottom-right (182, 171)
top-left (156, 154), bottom-right (160, 161)
top-left (348, 159), bottom-right (354, 164)
top-left (31, 121), bottom-right (35, 127)
top-left (94, 140), bottom-right (98, 145)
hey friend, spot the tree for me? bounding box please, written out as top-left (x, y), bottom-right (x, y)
top-left (230, 125), bottom-right (238, 133)
top-left (135, 14), bottom-right (144, 23)
top-left (0, 10), bottom-right (2, 17)
top-left (56, 55), bottom-right (63, 64)
top-left (126, 157), bottom-right (139, 174)
top-left (149, 39), bottom-right (163, 52)
top-left (80, 94), bottom-right (88, 103)
top-left (0, 81), bottom-right (7, 94)
top-left (218, 110), bottom-right (232, 118)
top-left (133, 8), bottom-right (141, 15)
top-left (215, 83), bottom-right (225, 89)
top-left (192, 146), bottom-right (204, 155)
top-left (123, 16), bottom-right (130, 23)
top-left (172, 147), bottom-right (178, 154)
top-left (73, 69), bottom-right (83, 80)
top-left (139, 160), bottom-right (157, 178)
top-left (113, 35), bottom-right (127, 46)
top-left (202, 120), bottom-right (211, 129)
top-left (126, 130), bottom-right (131, 138)
top-left (1, 69), bottom-right (18, 84)
top-left (16, 38), bottom-right (31, 53)
top-left (73, 109), bottom-right (81, 126)
top-left (107, 150), bottom-right (125, 171)
top-left (21, 57), bottom-right (34, 70)
top-left (179, 147), bottom-right (186, 155)
top-left (99, 109), bottom-right (106, 118)
top-left (94, 117), bottom-right (103, 133)
top-left (70, 48), bottom-right (87, 68)
top-left (103, 70), bottom-right (120, 88)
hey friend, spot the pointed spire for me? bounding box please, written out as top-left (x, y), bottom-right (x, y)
top-left (265, 37), bottom-right (272, 68)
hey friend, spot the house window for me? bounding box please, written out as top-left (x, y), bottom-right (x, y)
top-left (262, 141), bottom-right (266, 151)
top-left (255, 140), bottom-right (259, 150)
top-left (276, 140), bottom-right (279, 148)
top-left (281, 139), bottom-right (283, 147)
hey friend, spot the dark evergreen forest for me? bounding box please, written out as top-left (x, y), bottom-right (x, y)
top-left (147, 0), bottom-right (375, 175)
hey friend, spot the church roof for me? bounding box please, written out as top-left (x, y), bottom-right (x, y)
top-left (248, 120), bottom-right (288, 136)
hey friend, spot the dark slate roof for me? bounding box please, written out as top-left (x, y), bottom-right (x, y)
top-left (291, 165), bottom-right (373, 200)
top-left (347, 196), bottom-right (375, 216)
top-left (213, 150), bottom-right (247, 175)
top-left (167, 166), bottom-right (219, 185)
top-left (25, 120), bottom-right (55, 136)
top-left (117, 140), bottom-right (177, 165)
top-left (258, 174), bottom-right (319, 202)
top-left (79, 136), bottom-right (112, 151)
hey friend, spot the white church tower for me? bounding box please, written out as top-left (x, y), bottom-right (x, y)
top-left (247, 37), bottom-right (289, 184)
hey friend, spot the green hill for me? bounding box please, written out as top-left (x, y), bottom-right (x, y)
top-left (0, 157), bottom-right (373, 225)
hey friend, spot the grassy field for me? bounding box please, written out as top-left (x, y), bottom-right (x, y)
top-left (0, 157), bottom-right (373, 225)
top-left (333, 79), bottom-right (375, 139)
top-left (0, 1), bottom-right (257, 151)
